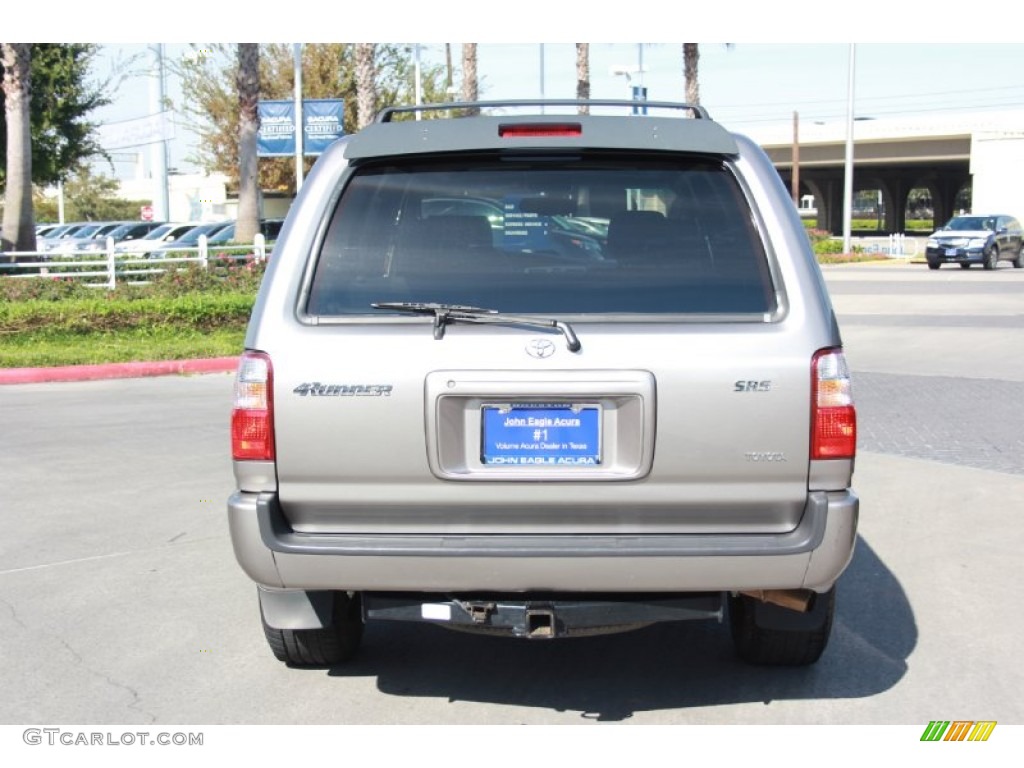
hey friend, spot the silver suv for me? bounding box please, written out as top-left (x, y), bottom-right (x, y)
top-left (229, 100), bottom-right (858, 667)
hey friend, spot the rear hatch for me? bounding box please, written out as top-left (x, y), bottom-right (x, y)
top-left (260, 115), bottom-right (829, 538)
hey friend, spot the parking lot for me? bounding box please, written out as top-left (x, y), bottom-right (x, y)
top-left (1, 262), bottom-right (1022, 726)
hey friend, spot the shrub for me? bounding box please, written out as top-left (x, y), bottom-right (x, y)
top-left (812, 238), bottom-right (846, 255)
top-left (141, 260), bottom-right (266, 297)
top-left (0, 275), bottom-right (96, 302)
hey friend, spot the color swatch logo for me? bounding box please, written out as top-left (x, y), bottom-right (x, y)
top-left (921, 721), bottom-right (997, 741)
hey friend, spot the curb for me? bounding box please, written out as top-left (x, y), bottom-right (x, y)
top-left (0, 357), bottom-right (240, 385)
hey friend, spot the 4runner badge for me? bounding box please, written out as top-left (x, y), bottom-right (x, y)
top-left (293, 383), bottom-right (393, 397)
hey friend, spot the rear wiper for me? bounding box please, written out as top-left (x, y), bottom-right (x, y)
top-left (371, 302), bottom-right (581, 352)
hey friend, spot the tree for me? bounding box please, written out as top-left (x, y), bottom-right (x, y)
top-left (575, 44), bottom-right (590, 114)
top-left (683, 44), bottom-right (700, 105)
top-left (178, 44), bottom-right (449, 194)
top-left (682, 44), bottom-right (733, 107)
top-left (0, 44), bottom-right (107, 188)
top-left (32, 165), bottom-right (148, 222)
top-left (444, 44), bottom-right (454, 97)
top-left (2, 43), bottom-right (34, 254)
top-left (354, 43), bottom-right (376, 130)
top-left (236, 43), bottom-right (260, 245)
top-left (461, 44), bottom-right (479, 116)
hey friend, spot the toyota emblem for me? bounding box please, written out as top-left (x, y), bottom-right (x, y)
top-left (525, 339), bottom-right (556, 359)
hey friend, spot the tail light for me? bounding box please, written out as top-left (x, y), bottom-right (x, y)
top-left (812, 348), bottom-right (856, 460)
top-left (499, 123), bottom-right (582, 138)
top-left (232, 352), bottom-right (275, 461)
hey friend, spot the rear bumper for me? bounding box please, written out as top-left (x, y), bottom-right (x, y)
top-left (229, 489), bottom-right (858, 593)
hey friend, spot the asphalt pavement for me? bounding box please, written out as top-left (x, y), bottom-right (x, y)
top-left (0, 261), bottom-right (1022, 727)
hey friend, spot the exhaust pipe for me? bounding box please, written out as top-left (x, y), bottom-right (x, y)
top-left (740, 589), bottom-right (814, 612)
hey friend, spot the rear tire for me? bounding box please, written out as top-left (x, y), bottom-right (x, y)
top-left (729, 587), bottom-right (835, 666)
top-left (1012, 245), bottom-right (1024, 268)
top-left (927, 260), bottom-right (940, 270)
top-left (262, 591), bottom-right (364, 666)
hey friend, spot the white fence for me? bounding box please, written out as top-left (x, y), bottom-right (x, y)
top-left (0, 234), bottom-right (267, 289)
top-left (853, 234), bottom-right (922, 258)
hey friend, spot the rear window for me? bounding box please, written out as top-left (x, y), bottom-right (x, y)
top-left (307, 154), bottom-right (774, 316)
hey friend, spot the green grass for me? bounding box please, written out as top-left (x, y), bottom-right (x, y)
top-left (804, 219), bottom-right (934, 233)
top-left (816, 251), bottom-right (896, 265)
top-left (0, 263), bottom-right (263, 368)
top-left (0, 327), bottom-right (246, 368)
top-left (0, 294), bottom-right (255, 335)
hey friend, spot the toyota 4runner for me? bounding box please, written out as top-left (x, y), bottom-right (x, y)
top-left (228, 100), bottom-right (858, 667)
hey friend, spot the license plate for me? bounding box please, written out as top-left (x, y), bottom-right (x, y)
top-left (945, 248), bottom-right (959, 256)
top-left (481, 404), bottom-right (601, 466)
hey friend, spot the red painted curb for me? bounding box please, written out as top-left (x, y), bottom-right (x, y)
top-left (0, 357), bottom-right (240, 385)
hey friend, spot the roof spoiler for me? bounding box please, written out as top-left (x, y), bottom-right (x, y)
top-left (375, 99), bottom-right (711, 123)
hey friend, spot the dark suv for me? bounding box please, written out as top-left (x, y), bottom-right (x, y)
top-left (925, 214), bottom-right (1024, 270)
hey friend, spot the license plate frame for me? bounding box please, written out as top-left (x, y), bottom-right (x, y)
top-left (480, 403), bottom-right (602, 466)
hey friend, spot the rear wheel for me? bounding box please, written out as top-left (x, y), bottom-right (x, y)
top-left (729, 587), bottom-right (835, 666)
top-left (1012, 245), bottom-right (1024, 268)
top-left (927, 260), bottom-right (940, 270)
top-left (261, 591), bottom-right (364, 666)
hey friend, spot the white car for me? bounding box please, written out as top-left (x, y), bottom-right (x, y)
top-left (111, 222), bottom-right (204, 257)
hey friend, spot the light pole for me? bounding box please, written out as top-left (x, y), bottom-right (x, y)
top-left (294, 43), bottom-right (304, 193)
top-left (149, 44), bottom-right (170, 222)
top-left (539, 44), bottom-right (545, 113)
top-left (610, 65), bottom-right (645, 112)
top-left (842, 44), bottom-right (856, 254)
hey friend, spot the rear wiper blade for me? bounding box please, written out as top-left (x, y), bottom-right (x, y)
top-left (371, 302), bottom-right (581, 352)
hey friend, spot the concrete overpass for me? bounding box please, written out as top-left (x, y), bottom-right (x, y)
top-left (745, 111), bottom-right (1024, 235)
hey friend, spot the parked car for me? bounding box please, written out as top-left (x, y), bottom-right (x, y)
top-left (925, 214), bottom-right (1024, 270)
top-left (37, 222), bottom-right (91, 253)
top-left (229, 99), bottom-right (858, 668)
top-left (66, 222), bottom-right (139, 253)
top-left (55, 221), bottom-right (165, 257)
top-left (206, 218), bottom-right (285, 247)
top-left (111, 222), bottom-right (204, 257)
top-left (147, 221), bottom-right (234, 258)
top-left (95, 221), bottom-right (167, 248)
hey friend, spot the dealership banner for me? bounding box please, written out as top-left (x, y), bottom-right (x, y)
top-left (257, 99), bottom-right (344, 157)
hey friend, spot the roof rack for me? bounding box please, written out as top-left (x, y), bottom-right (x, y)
top-left (376, 99), bottom-right (711, 123)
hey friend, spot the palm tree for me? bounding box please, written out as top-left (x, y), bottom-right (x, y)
top-left (444, 44), bottom-right (454, 98)
top-left (575, 43), bottom-right (590, 114)
top-left (1, 43), bottom-right (36, 256)
top-left (354, 43), bottom-right (376, 130)
top-left (236, 43), bottom-right (260, 245)
top-left (683, 43), bottom-right (700, 105)
top-left (461, 44), bottom-right (478, 116)
top-left (683, 43), bottom-right (733, 107)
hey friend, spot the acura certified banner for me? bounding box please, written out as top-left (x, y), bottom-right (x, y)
top-left (257, 99), bottom-right (344, 157)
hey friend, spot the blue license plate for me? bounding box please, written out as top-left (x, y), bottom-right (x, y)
top-left (481, 404), bottom-right (601, 466)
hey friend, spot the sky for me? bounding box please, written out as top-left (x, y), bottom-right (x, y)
top-left (15, 1), bottom-right (1024, 180)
